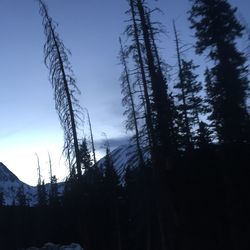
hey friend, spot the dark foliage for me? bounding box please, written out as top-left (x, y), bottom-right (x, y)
top-left (189, 0), bottom-right (250, 144)
top-left (0, 144), bottom-right (249, 250)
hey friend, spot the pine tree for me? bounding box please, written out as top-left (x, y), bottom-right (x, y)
top-left (49, 175), bottom-right (59, 207)
top-left (173, 22), bottom-right (194, 149)
top-left (125, 2), bottom-right (177, 249)
top-left (204, 67), bottom-right (219, 140)
top-left (103, 145), bottom-right (120, 189)
top-left (102, 145), bottom-right (122, 250)
top-left (197, 121), bottom-right (212, 148)
top-left (136, 0), bottom-right (175, 158)
top-left (189, 0), bottom-right (250, 144)
top-left (38, 0), bottom-right (83, 178)
top-left (0, 192), bottom-right (5, 207)
top-left (79, 138), bottom-right (92, 171)
top-left (16, 185), bottom-right (28, 207)
top-left (37, 180), bottom-right (47, 207)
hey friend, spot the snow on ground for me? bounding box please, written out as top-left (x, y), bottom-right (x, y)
top-left (21, 242), bottom-right (83, 250)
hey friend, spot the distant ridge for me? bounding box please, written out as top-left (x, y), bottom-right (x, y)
top-left (0, 142), bottom-right (145, 205)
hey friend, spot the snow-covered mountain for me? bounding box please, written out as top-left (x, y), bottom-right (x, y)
top-left (0, 162), bottom-right (64, 206)
top-left (97, 143), bottom-right (149, 176)
top-left (0, 162), bottom-right (37, 206)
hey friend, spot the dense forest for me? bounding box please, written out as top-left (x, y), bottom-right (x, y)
top-left (0, 0), bottom-right (249, 249)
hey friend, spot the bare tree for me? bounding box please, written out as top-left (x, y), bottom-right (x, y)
top-left (85, 109), bottom-right (97, 165)
top-left (37, 0), bottom-right (83, 178)
top-left (119, 37), bottom-right (145, 167)
top-left (35, 152), bottom-right (42, 185)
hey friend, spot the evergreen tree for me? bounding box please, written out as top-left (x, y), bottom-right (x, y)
top-left (49, 175), bottom-right (59, 207)
top-left (16, 185), bottom-right (28, 207)
top-left (173, 22), bottom-right (194, 149)
top-left (103, 146), bottom-right (120, 189)
top-left (197, 121), bottom-right (212, 148)
top-left (125, 2), bottom-right (177, 249)
top-left (102, 145), bottom-right (122, 250)
top-left (136, 0), bottom-right (175, 158)
top-left (37, 180), bottom-right (47, 207)
top-left (0, 192), bottom-right (5, 207)
top-left (38, 0), bottom-right (83, 178)
top-left (204, 67), bottom-right (219, 140)
top-left (181, 60), bottom-right (206, 143)
top-left (79, 138), bottom-right (92, 171)
top-left (189, 0), bottom-right (250, 144)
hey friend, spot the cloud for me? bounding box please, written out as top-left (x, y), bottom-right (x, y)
top-left (95, 135), bottom-right (130, 150)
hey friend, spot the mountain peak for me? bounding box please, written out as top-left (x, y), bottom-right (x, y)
top-left (0, 162), bottom-right (19, 182)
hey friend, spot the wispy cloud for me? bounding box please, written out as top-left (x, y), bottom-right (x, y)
top-left (95, 135), bottom-right (130, 150)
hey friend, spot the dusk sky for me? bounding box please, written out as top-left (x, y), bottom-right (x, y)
top-left (0, 0), bottom-right (249, 185)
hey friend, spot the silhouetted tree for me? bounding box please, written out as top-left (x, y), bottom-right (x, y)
top-left (189, 0), bottom-right (250, 144)
top-left (136, 0), bottom-right (175, 160)
top-left (125, 2), bottom-right (178, 249)
top-left (47, 152), bottom-right (59, 206)
top-left (102, 145), bottom-right (122, 250)
top-left (37, 180), bottom-right (47, 207)
top-left (204, 67), bottom-right (218, 140)
top-left (126, 0), bottom-right (155, 154)
top-left (49, 175), bottom-right (59, 207)
top-left (86, 109), bottom-right (97, 165)
top-left (0, 192), bottom-right (5, 207)
top-left (197, 121), bottom-right (212, 148)
top-left (119, 37), bottom-right (145, 167)
top-left (173, 22), bottom-right (194, 149)
top-left (79, 138), bottom-right (92, 171)
top-left (16, 185), bottom-right (28, 207)
top-left (38, 0), bottom-right (83, 178)
top-left (35, 152), bottom-right (42, 186)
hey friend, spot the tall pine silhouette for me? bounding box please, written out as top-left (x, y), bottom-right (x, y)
top-left (189, 0), bottom-right (250, 144)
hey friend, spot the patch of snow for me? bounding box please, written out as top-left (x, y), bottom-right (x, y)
top-left (21, 242), bottom-right (83, 250)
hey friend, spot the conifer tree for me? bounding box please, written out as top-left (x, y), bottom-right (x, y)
top-left (0, 192), bottom-right (5, 207)
top-left (103, 146), bottom-right (120, 189)
top-left (102, 145), bottom-right (122, 250)
top-left (173, 21), bottom-right (209, 149)
top-left (38, 0), bottom-right (83, 177)
top-left (49, 175), bottom-right (59, 207)
top-left (37, 180), bottom-right (47, 207)
top-left (204, 67), bottom-right (218, 140)
top-left (197, 121), bottom-right (212, 148)
top-left (189, 0), bottom-right (250, 144)
top-left (173, 22), bottom-right (194, 149)
top-left (125, 2), bottom-right (177, 249)
top-left (136, 0), bottom-right (175, 158)
top-left (79, 138), bottom-right (92, 171)
top-left (16, 185), bottom-right (28, 207)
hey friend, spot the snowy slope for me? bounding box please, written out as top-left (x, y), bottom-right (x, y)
top-left (0, 162), bottom-right (64, 206)
top-left (0, 162), bottom-right (37, 205)
top-left (97, 143), bottom-right (149, 177)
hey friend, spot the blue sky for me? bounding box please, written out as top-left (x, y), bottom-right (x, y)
top-left (0, 0), bottom-right (249, 185)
